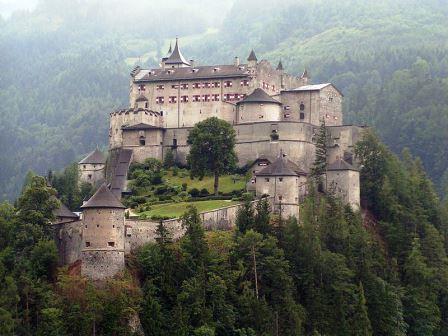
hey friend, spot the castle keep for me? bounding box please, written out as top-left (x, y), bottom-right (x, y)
top-left (56, 39), bottom-right (365, 279)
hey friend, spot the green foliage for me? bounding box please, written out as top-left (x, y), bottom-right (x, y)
top-left (310, 119), bottom-right (328, 184)
top-left (187, 117), bottom-right (237, 196)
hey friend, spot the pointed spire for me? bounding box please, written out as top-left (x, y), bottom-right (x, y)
top-left (276, 60), bottom-right (284, 70)
top-left (168, 41), bottom-right (172, 54)
top-left (247, 49), bottom-right (258, 62)
top-left (165, 38), bottom-right (190, 66)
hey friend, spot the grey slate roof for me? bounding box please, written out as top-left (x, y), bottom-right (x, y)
top-left (237, 88), bottom-right (281, 105)
top-left (121, 123), bottom-right (163, 131)
top-left (327, 159), bottom-right (359, 171)
top-left (256, 155), bottom-right (307, 176)
top-left (110, 149), bottom-right (133, 198)
top-left (79, 148), bottom-right (106, 164)
top-left (135, 94), bottom-right (148, 102)
top-left (165, 38), bottom-right (190, 66)
top-left (247, 49), bottom-right (258, 61)
top-left (54, 201), bottom-right (79, 219)
top-left (81, 184), bottom-right (125, 209)
top-left (134, 64), bottom-right (249, 82)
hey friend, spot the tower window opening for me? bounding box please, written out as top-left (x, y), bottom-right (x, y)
top-left (108, 242), bottom-right (115, 247)
top-left (139, 136), bottom-right (146, 146)
top-left (85, 242), bottom-right (91, 247)
top-left (300, 112), bottom-right (305, 120)
top-left (300, 103), bottom-right (305, 111)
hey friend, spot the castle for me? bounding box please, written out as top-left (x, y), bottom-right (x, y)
top-left (55, 39), bottom-right (365, 280)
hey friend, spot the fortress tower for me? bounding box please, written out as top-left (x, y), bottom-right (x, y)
top-left (80, 184), bottom-right (126, 280)
top-left (78, 148), bottom-right (106, 186)
top-left (255, 153), bottom-right (308, 218)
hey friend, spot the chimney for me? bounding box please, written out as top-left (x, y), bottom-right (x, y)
top-left (234, 56), bottom-right (240, 66)
top-left (190, 59), bottom-right (194, 67)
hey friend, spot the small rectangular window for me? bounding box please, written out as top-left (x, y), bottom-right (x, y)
top-left (85, 242), bottom-right (91, 247)
top-left (300, 112), bottom-right (305, 120)
top-left (279, 178), bottom-right (283, 182)
top-left (108, 242), bottom-right (115, 247)
top-left (265, 178), bottom-right (270, 182)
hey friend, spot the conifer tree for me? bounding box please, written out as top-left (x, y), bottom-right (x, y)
top-left (236, 194), bottom-right (255, 234)
top-left (311, 119), bottom-right (328, 188)
top-left (254, 197), bottom-right (271, 236)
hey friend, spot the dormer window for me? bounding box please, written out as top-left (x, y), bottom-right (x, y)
top-left (213, 67), bottom-right (220, 72)
top-left (167, 70), bottom-right (173, 74)
top-left (192, 68), bottom-right (199, 73)
top-left (238, 66), bottom-right (245, 70)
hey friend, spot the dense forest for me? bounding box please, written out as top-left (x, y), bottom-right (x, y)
top-left (1, 131), bottom-right (448, 335)
top-left (1, 0), bottom-right (448, 200)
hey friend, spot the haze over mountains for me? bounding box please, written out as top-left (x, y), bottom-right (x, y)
top-left (1, 0), bottom-right (447, 200)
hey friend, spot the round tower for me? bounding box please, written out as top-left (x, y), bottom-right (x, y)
top-left (80, 184), bottom-right (126, 280)
top-left (236, 88), bottom-right (282, 123)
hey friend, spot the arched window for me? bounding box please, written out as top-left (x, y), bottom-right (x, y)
top-left (139, 136), bottom-right (146, 146)
top-left (300, 103), bottom-right (305, 111)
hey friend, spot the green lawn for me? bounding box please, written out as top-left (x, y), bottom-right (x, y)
top-left (165, 171), bottom-right (246, 194)
top-left (139, 200), bottom-right (239, 219)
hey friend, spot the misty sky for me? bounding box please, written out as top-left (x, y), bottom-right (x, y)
top-left (0, 0), bottom-right (38, 17)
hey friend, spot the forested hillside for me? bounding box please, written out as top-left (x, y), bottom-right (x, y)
top-left (1, 0), bottom-right (448, 200)
top-left (1, 132), bottom-right (448, 335)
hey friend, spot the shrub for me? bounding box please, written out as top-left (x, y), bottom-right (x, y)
top-left (151, 172), bottom-right (163, 185)
top-left (163, 149), bottom-right (175, 168)
top-left (172, 166), bottom-right (179, 176)
top-left (155, 185), bottom-right (168, 195)
top-left (200, 188), bottom-right (209, 196)
top-left (181, 183), bottom-right (188, 191)
top-left (189, 188), bottom-right (200, 197)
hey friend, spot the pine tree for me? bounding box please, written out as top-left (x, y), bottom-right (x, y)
top-left (311, 119), bottom-right (328, 188)
top-left (236, 194), bottom-right (255, 234)
top-left (254, 197), bottom-right (271, 236)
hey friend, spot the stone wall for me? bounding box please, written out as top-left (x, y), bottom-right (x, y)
top-left (53, 220), bottom-right (83, 265)
top-left (158, 121), bottom-right (316, 169)
top-left (122, 129), bottom-right (164, 162)
top-left (327, 125), bottom-right (367, 164)
top-left (124, 199), bottom-right (269, 252)
top-left (81, 250), bottom-right (125, 280)
top-left (237, 102), bottom-right (282, 124)
top-left (326, 170), bottom-right (360, 210)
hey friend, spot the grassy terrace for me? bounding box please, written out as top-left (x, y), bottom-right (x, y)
top-left (139, 200), bottom-right (239, 219)
top-left (164, 171), bottom-right (247, 194)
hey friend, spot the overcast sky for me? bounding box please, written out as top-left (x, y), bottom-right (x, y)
top-left (0, 0), bottom-right (38, 18)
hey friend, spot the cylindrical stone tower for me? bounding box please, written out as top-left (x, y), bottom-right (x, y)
top-left (80, 184), bottom-right (126, 280)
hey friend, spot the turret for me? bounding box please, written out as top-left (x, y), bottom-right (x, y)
top-left (160, 42), bottom-right (172, 68)
top-left (80, 184), bottom-right (126, 280)
top-left (78, 148), bottom-right (106, 186)
top-left (300, 68), bottom-right (310, 85)
top-left (247, 49), bottom-right (258, 68)
top-left (236, 88), bottom-right (282, 123)
top-left (255, 152), bottom-right (307, 218)
top-left (277, 60), bottom-right (284, 88)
